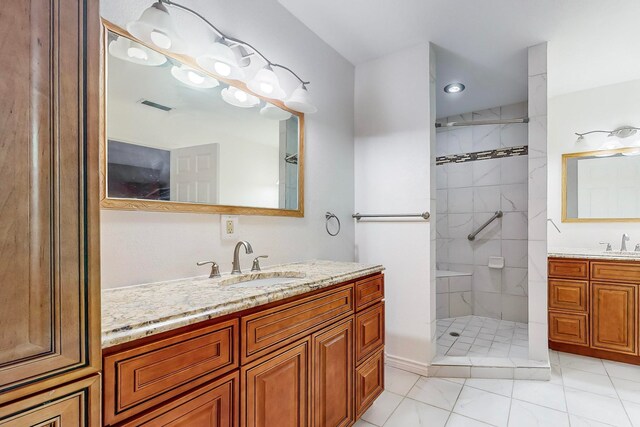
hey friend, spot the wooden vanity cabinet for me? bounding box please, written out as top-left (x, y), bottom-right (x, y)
top-left (104, 273), bottom-right (385, 427)
top-left (549, 258), bottom-right (640, 364)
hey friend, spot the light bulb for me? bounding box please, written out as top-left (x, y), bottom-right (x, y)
top-left (187, 71), bottom-right (205, 85)
top-left (234, 90), bottom-right (248, 102)
top-left (213, 61), bottom-right (232, 77)
top-left (150, 30), bottom-right (172, 49)
top-left (259, 82), bottom-right (274, 94)
top-left (127, 47), bottom-right (148, 60)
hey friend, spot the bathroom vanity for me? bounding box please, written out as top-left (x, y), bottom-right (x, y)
top-left (101, 261), bottom-right (384, 427)
top-left (548, 252), bottom-right (640, 364)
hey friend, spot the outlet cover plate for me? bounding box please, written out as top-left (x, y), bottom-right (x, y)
top-left (221, 216), bottom-right (238, 241)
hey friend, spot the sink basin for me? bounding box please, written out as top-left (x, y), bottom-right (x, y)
top-left (604, 251), bottom-right (640, 256)
top-left (218, 272), bottom-right (306, 289)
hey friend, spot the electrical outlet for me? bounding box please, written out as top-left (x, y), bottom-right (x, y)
top-left (221, 216), bottom-right (238, 241)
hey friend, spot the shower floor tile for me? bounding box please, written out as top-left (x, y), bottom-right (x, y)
top-left (437, 315), bottom-right (528, 359)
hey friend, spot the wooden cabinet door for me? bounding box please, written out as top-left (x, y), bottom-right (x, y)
top-left (312, 318), bottom-right (354, 427)
top-left (591, 283), bottom-right (637, 354)
top-left (120, 372), bottom-right (239, 427)
top-left (355, 350), bottom-right (384, 417)
top-left (355, 303), bottom-right (385, 363)
top-left (242, 338), bottom-right (310, 427)
top-left (0, 0), bottom-right (100, 400)
top-left (0, 375), bottom-right (100, 426)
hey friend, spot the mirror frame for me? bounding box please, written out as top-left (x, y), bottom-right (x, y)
top-left (562, 147), bottom-right (640, 223)
top-left (99, 19), bottom-right (305, 217)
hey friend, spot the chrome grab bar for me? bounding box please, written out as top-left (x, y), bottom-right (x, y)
top-left (468, 210), bottom-right (503, 241)
top-left (352, 212), bottom-right (430, 221)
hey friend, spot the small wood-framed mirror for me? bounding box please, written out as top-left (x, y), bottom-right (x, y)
top-left (100, 19), bottom-right (304, 217)
top-left (562, 147), bottom-right (640, 222)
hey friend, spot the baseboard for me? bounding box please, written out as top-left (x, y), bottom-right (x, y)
top-left (384, 352), bottom-right (430, 376)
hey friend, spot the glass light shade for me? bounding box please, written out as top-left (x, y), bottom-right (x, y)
top-left (601, 137), bottom-right (623, 151)
top-left (622, 148), bottom-right (640, 156)
top-left (247, 67), bottom-right (286, 100)
top-left (260, 103), bottom-right (292, 121)
top-left (108, 36), bottom-right (167, 66)
top-left (196, 42), bottom-right (244, 80)
top-left (221, 86), bottom-right (260, 108)
top-left (127, 2), bottom-right (187, 54)
top-left (170, 64), bottom-right (219, 89)
top-left (284, 84), bottom-right (317, 113)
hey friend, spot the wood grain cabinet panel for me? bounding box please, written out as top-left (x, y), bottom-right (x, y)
top-left (0, 0), bottom-right (100, 398)
top-left (591, 262), bottom-right (640, 284)
top-left (312, 318), bottom-right (354, 427)
top-left (355, 350), bottom-right (384, 417)
top-left (549, 259), bottom-right (589, 279)
top-left (549, 312), bottom-right (588, 346)
top-left (242, 338), bottom-right (310, 427)
top-left (591, 283), bottom-right (637, 354)
top-left (355, 275), bottom-right (384, 311)
top-left (104, 319), bottom-right (239, 425)
top-left (120, 372), bottom-right (239, 427)
top-left (355, 303), bottom-right (385, 363)
top-left (242, 285), bottom-right (353, 363)
top-left (0, 375), bottom-right (100, 426)
top-left (549, 279), bottom-right (588, 312)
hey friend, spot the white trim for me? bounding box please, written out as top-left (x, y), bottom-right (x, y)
top-left (384, 352), bottom-right (430, 376)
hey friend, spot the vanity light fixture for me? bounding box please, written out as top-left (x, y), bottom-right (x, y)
top-left (136, 0), bottom-right (316, 113)
top-left (444, 82), bottom-right (465, 94)
top-left (575, 126), bottom-right (640, 150)
top-left (108, 36), bottom-right (167, 66)
top-left (248, 65), bottom-right (287, 100)
top-left (622, 149), bottom-right (640, 156)
top-left (221, 87), bottom-right (260, 108)
top-left (127, 2), bottom-right (187, 53)
top-left (170, 64), bottom-right (219, 89)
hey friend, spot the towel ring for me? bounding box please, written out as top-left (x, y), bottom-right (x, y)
top-left (325, 212), bottom-right (341, 236)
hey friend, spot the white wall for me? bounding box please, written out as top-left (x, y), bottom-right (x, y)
top-left (100, 0), bottom-right (355, 288)
top-left (354, 44), bottom-right (435, 374)
top-left (548, 79), bottom-right (640, 249)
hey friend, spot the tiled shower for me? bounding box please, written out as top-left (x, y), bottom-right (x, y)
top-left (436, 102), bottom-right (529, 323)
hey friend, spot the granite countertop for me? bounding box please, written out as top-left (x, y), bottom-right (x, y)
top-left (101, 260), bottom-right (384, 348)
top-left (549, 248), bottom-right (640, 261)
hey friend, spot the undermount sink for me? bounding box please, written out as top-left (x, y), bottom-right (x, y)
top-left (218, 271), bottom-right (306, 288)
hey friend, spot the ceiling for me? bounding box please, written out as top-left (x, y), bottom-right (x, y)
top-left (277, 0), bottom-right (640, 117)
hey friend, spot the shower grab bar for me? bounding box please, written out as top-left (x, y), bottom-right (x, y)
top-left (435, 117), bottom-right (529, 128)
top-left (352, 212), bottom-right (430, 221)
top-left (468, 210), bottom-right (503, 241)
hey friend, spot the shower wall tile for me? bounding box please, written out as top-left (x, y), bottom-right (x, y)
top-left (501, 156), bottom-right (529, 184)
top-left (474, 291), bottom-right (502, 318)
top-left (501, 295), bottom-right (528, 323)
top-left (472, 108), bottom-right (501, 151)
top-left (448, 214), bottom-right (474, 238)
top-left (473, 212), bottom-right (502, 240)
top-left (502, 267), bottom-right (528, 296)
top-left (473, 186), bottom-right (502, 213)
top-left (502, 212), bottom-right (528, 240)
top-left (502, 240), bottom-right (528, 268)
top-left (528, 74), bottom-right (548, 117)
top-left (449, 276), bottom-right (472, 292)
top-left (472, 266), bottom-right (502, 293)
top-left (472, 239), bottom-right (502, 266)
top-left (437, 292), bottom-right (450, 319)
top-left (501, 184), bottom-right (528, 212)
top-left (448, 188), bottom-right (474, 213)
top-left (436, 189), bottom-right (448, 213)
top-left (450, 291), bottom-right (473, 317)
top-left (437, 164), bottom-right (448, 188)
top-left (448, 238), bottom-right (474, 264)
top-left (448, 127), bottom-right (473, 154)
top-left (437, 277), bottom-right (449, 294)
top-left (528, 44), bottom-right (547, 76)
top-left (448, 163), bottom-right (474, 188)
top-left (436, 214), bottom-right (448, 239)
top-left (473, 158), bottom-right (501, 186)
top-left (501, 102), bottom-right (527, 120)
top-left (528, 116), bottom-right (547, 159)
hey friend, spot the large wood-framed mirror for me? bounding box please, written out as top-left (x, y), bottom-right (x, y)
top-left (100, 20), bottom-right (304, 217)
top-left (562, 147), bottom-right (640, 222)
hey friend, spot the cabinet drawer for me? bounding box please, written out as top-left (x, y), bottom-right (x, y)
top-left (549, 259), bottom-right (589, 279)
top-left (355, 302), bottom-right (385, 363)
top-left (104, 319), bottom-right (239, 425)
top-left (242, 284), bottom-right (353, 363)
top-left (355, 349), bottom-right (384, 417)
top-left (355, 274), bottom-right (384, 311)
top-left (591, 262), bottom-right (640, 283)
top-left (120, 372), bottom-right (239, 427)
top-left (549, 279), bottom-right (588, 312)
top-left (549, 311), bottom-right (588, 346)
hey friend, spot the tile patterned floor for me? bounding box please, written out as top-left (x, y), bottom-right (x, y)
top-left (437, 316), bottom-right (529, 359)
top-left (357, 350), bottom-right (640, 427)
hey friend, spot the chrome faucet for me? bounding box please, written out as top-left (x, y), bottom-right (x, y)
top-left (621, 233), bottom-right (630, 252)
top-left (232, 241), bottom-right (253, 274)
top-left (197, 260), bottom-right (221, 278)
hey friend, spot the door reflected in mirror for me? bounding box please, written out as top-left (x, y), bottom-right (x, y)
top-left (103, 27), bottom-right (303, 215)
top-left (563, 148), bottom-right (640, 221)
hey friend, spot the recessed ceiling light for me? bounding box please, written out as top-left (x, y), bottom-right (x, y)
top-left (444, 82), bottom-right (465, 94)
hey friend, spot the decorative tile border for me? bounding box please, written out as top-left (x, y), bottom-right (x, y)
top-left (436, 145), bottom-right (528, 165)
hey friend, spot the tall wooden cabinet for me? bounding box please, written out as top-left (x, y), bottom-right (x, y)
top-left (0, 0), bottom-right (101, 423)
